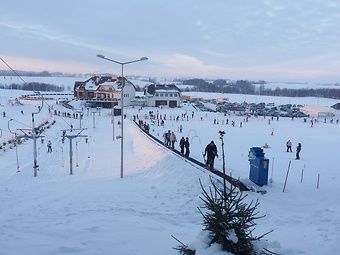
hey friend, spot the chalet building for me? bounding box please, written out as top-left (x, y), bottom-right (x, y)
top-left (144, 84), bottom-right (181, 107)
top-left (73, 75), bottom-right (137, 108)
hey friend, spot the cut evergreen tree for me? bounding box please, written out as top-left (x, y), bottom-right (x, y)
top-left (198, 178), bottom-right (273, 254)
top-left (174, 178), bottom-right (275, 255)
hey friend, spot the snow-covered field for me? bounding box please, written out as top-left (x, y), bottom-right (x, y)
top-left (0, 88), bottom-right (339, 255)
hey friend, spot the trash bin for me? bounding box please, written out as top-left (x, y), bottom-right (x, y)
top-left (248, 147), bottom-right (269, 186)
top-left (113, 108), bottom-right (122, 116)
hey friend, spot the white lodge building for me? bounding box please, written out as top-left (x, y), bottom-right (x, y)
top-left (144, 84), bottom-right (181, 107)
top-left (73, 75), bottom-right (137, 108)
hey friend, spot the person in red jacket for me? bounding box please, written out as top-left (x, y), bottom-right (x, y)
top-left (286, 140), bottom-right (292, 152)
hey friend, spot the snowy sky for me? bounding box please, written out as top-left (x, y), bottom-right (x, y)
top-left (1, 1), bottom-right (340, 83)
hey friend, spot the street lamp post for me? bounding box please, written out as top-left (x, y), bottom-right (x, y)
top-left (219, 130), bottom-right (227, 206)
top-left (96, 54), bottom-right (148, 178)
top-left (112, 106), bottom-right (115, 141)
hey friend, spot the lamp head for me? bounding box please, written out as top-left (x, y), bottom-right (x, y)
top-left (96, 54), bottom-right (105, 59)
top-left (140, 57), bottom-right (148, 61)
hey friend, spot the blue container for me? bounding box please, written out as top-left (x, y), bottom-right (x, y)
top-left (248, 147), bottom-right (265, 158)
top-left (248, 147), bottom-right (269, 186)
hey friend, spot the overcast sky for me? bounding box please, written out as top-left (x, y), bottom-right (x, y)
top-left (1, 1), bottom-right (340, 83)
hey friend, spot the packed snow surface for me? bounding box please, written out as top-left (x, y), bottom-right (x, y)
top-left (0, 89), bottom-right (339, 255)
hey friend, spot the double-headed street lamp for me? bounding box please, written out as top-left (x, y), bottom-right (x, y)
top-left (96, 54), bottom-right (148, 178)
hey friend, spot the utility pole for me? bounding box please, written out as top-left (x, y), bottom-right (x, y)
top-left (30, 92), bottom-right (44, 177)
top-left (219, 130), bottom-right (227, 206)
top-left (32, 112), bottom-right (38, 176)
top-left (112, 105), bottom-right (115, 141)
top-left (8, 119), bottom-right (20, 172)
top-left (58, 139), bottom-right (64, 168)
top-left (62, 128), bottom-right (87, 175)
top-left (92, 110), bottom-right (98, 128)
top-left (75, 110), bottom-right (83, 128)
top-left (18, 128), bottom-right (44, 177)
top-left (86, 136), bottom-right (91, 158)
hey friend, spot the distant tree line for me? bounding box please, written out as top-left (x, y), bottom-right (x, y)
top-left (0, 82), bottom-right (65, 92)
top-left (258, 86), bottom-right (340, 99)
top-left (0, 70), bottom-right (81, 77)
top-left (182, 79), bottom-right (340, 99)
top-left (0, 70), bottom-right (52, 77)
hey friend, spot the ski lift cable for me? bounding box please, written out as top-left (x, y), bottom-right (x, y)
top-left (54, 113), bottom-right (74, 128)
top-left (0, 57), bottom-right (44, 114)
top-left (3, 115), bottom-right (31, 129)
top-left (0, 128), bottom-right (12, 134)
top-left (42, 133), bottom-right (59, 141)
top-left (0, 57), bottom-right (26, 84)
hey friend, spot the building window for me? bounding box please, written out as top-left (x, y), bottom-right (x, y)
top-left (155, 93), bottom-right (159, 97)
top-left (165, 93), bottom-right (168, 97)
top-left (160, 93), bottom-right (163, 97)
top-left (169, 93), bottom-right (173, 97)
top-left (174, 93), bottom-right (177, 97)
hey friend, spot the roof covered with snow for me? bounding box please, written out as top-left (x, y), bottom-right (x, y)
top-left (300, 105), bottom-right (336, 115)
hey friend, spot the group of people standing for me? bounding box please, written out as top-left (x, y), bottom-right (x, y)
top-left (179, 137), bottom-right (190, 158)
top-left (286, 140), bottom-right (301, 160)
top-left (163, 130), bottom-right (190, 158)
top-left (162, 129), bottom-right (218, 170)
top-left (163, 130), bottom-right (177, 149)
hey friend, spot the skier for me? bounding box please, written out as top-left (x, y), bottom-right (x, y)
top-left (47, 140), bottom-right (52, 153)
top-left (286, 140), bottom-right (292, 152)
top-left (184, 137), bottom-right (190, 158)
top-left (296, 143), bottom-right (301, 160)
top-left (179, 137), bottom-right (185, 155)
top-left (204, 141), bottom-right (218, 170)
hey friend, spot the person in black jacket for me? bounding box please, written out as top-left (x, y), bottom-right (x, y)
top-left (204, 141), bottom-right (218, 170)
top-left (179, 137), bottom-right (185, 155)
top-left (184, 137), bottom-right (190, 158)
top-left (296, 143), bottom-right (301, 160)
